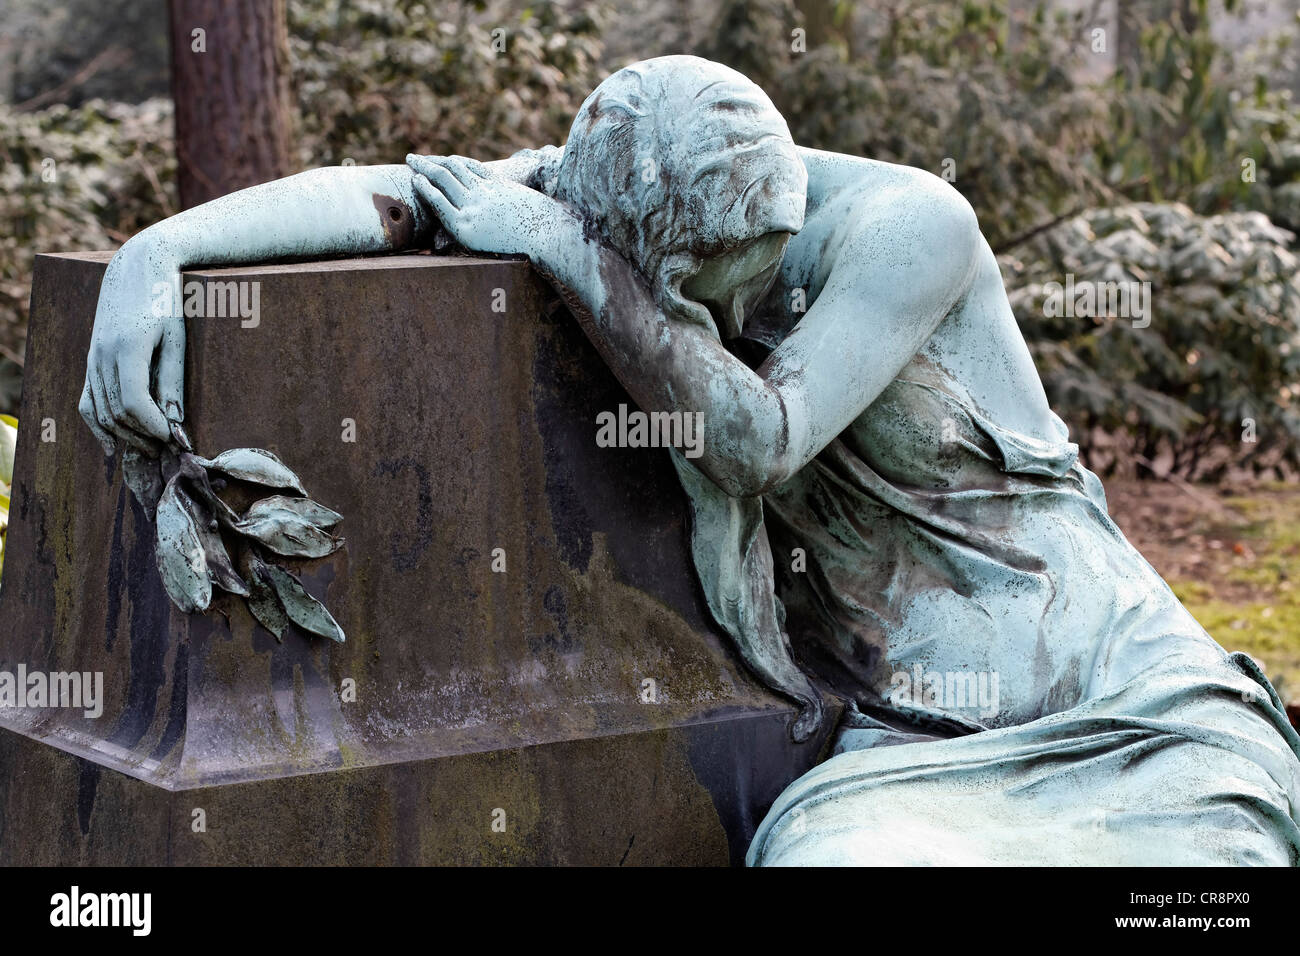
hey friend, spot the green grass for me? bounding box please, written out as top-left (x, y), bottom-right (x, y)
top-left (1169, 492), bottom-right (1300, 703)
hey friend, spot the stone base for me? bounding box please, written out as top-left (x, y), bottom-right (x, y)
top-left (0, 251), bottom-right (837, 865)
top-left (0, 703), bottom-right (825, 865)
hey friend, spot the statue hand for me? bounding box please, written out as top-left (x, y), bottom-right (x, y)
top-left (80, 240), bottom-right (184, 457)
top-left (407, 154), bottom-right (563, 261)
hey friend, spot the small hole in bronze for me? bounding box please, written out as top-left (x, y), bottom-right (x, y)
top-left (388, 206), bottom-right (403, 222)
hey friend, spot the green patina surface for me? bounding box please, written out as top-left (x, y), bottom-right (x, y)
top-left (21, 51), bottom-right (1300, 864)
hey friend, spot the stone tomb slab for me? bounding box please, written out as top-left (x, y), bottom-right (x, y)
top-left (0, 251), bottom-right (836, 865)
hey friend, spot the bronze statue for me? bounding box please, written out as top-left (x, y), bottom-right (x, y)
top-left (80, 55), bottom-right (1300, 866)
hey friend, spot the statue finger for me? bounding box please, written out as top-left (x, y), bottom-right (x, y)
top-left (90, 371), bottom-right (141, 452)
top-left (155, 320), bottom-right (186, 426)
top-left (116, 354), bottom-right (171, 445)
top-left (99, 366), bottom-right (158, 454)
top-left (405, 153), bottom-right (447, 179)
top-left (411, 175), bottom-right (460, 226)
top-left (80, 381), bottom-right (116, 456)
top-left (442, 156), bottom-right (481, 187)
top-left (410, 158), bottom-right (467, 205)
top-left (463, 157), bottom-right (492, 179)
top-left (103, 362), bottom-right (128, 422)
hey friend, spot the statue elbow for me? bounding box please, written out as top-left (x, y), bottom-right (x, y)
top-left (717, 395), bottom-right (804, 497)
top-left (715, 451), bottom-right (798, 499)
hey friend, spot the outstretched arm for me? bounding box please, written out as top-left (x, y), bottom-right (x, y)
top-left (81, 164), bottom-right (437, 454)
top-left (414, 157), bottom-right (980, 497)
top-left (81, 149), bottom-right (560, 455)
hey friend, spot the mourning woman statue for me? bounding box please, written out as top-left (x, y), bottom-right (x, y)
top-left (81, 55), bottom-right (1300, 865)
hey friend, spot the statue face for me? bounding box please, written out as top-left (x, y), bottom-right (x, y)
top-left (681, 231), bottom-right (791, 339)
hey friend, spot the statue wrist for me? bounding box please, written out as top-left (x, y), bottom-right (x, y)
top-left (102, 236), bottom-right (186, 322)
top-left (113, 232), bottom-right (184, 284)
top-left (528, 210), bottom-right (586, 279)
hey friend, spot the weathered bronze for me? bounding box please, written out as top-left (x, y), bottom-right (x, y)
top-left (72, 55), bottom-right (1300, 865)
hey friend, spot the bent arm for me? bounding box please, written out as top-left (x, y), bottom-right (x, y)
top-left (533, 181), bottom-right (982, 497)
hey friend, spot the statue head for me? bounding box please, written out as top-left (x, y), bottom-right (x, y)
top-left (548, 55), bottom-right (807, 339)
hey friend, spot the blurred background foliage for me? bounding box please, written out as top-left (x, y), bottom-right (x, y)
top-left (2, 0), bottom-right (1300, 481)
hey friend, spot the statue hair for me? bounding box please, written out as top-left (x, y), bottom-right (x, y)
top-left (538, 55), bottom-right (807, 333)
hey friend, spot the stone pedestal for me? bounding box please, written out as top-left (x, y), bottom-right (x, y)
top-left (0, 251), bottom-right (835, 865)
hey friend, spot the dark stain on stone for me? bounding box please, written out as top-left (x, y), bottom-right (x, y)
top-left (372, 457), bottom-right (433, 572)
top-left (540, 585), bottom-right (577, 654)
top-left (684, 703), bottom-right (839, 865)
top-left (76, 758), bottom-right (100, 836)
top-left (530, 324), bottom-right (593, 572)
top-left (104, 489), bottom-right (126, 652)
top-left (106, 489), bottom-right (174, 751)
top-left (16, 482), bottom-right (56, 658)
top-left (525, 276), bottom-right (711, 624)
top-left (372, 193), bottom-right (415, 250)
top-left (148, 639), bottom-right (187, 763)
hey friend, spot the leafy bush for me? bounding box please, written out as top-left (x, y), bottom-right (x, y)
top-left (1005, 202), bottom-right (1300, 478)
top-left (288, 0), bottom-right (608, 167)
top-left (0, 97), bottom-right (176, 408)
top-left (1234, 100), bottom-right (1300, 235)
top-left (1, 0), bottom-right (169, 107)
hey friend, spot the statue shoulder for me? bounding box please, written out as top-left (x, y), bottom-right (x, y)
top-left (799, 148), bottom-right (979, 238)
top-left (871, 166), bottom-right (978, 238)
top-left (814, 165), bottom-right (981, 303)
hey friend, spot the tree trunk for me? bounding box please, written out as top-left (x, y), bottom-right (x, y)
top-left (168, 0), bottom-right (293, 209)
top-left (792, 0), bottom-right (836, 48)
top-left (1115, 0), bottom-right (1142, 83)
